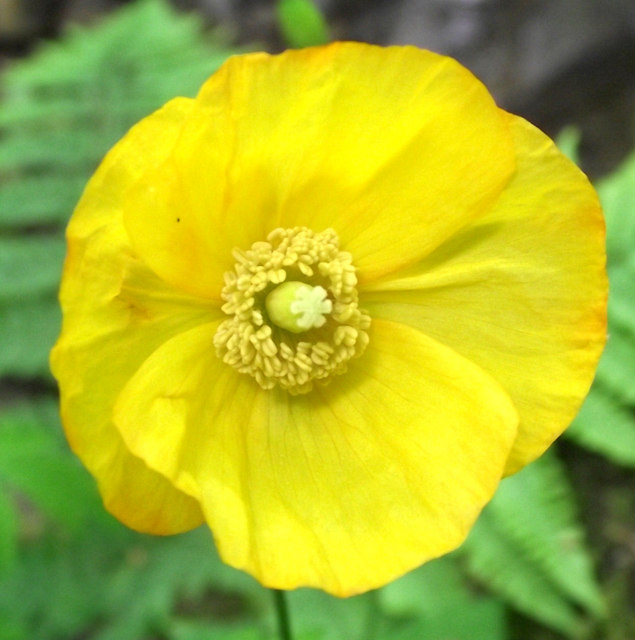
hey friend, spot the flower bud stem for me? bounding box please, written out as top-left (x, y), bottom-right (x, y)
top-left (272, 589), bottom-right (293, 640)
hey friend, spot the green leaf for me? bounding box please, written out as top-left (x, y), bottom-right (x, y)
top-left (0, 404), bottom-right (102, 534)
top-left (0, 296), bottom-right (60, 378)
top-left (0, 396), bottom-right (61, 427)
top-left (0, 127), bottom-right (103, 172)
top-left (598, 152), bottom-right (635, 267)
top-left (0, 492), bottom-right (18, 574)
top-left (567, 383), bottom-right (635, 466)
top-left (286, 589), bottom-right (372, 640)
top-left (380, 556), bottom-right (507, 640)
top-left (0, 0), bottom-right (241, 380)
top-left (565, 145), bottom-right (635, 464)
top-left (0, 0), bottom-right (239, 190)
top-left (378, 600), bottom-right (506, 640)
top-left (593, 321), bottom-right (635, 406)
top-left (96, 528), bottom-right (262, 640)
top-left (0, 520), bottom-right (130, 640)
top-left (0, 175), bottom-right (86, 227)
top-left (0, 515), bottom-right (260, 640)
top-left (0, 615), bottom-right (25, 640)
top-left (460, 453), bottom-right (605, 636)
top-left (0, 235), bottom-right (65, 301)
top-left (555, 126), bottom-right (581, 165)
top-left (276, 0), bottom-right (330, 48)
top-left (597, 151), bottom-right (635, 348)
top-left (167, 619), bottom-right (263, 640)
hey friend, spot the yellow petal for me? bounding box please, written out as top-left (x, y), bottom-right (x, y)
top-left (50, 98), bottom-right (222, 533)
top-left (362, 114), bottom-right (607, 475)
top-left (122, 42), bottom-right (516, 295)
top-left (67, 96), bottom-right (192, 240)
top-left (113, 319), bottom-right (517, 595)
top-left (121, 104), bottom-right (239, 301)
top-left (52, 231), bottom-right (209, 533)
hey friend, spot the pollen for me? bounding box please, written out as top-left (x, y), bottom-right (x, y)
top-left (214, 227), bottom-right (371, 394)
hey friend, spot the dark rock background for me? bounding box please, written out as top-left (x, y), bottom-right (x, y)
top-left (1, 0), bottom-right (635, 176)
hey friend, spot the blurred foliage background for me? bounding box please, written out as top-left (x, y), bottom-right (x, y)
top-left (0, 1), bottom-right (633, 639)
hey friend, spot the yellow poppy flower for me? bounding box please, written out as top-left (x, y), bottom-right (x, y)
top-left (50, 42), bottom-right (607, 596)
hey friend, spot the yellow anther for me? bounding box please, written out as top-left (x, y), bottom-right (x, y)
top-left (214, 227), bottom-right (370, 394)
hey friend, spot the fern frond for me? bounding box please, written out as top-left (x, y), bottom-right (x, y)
top-left (595, 322), bottom-right (635, 405)
top-left (460, 453), bottom-right (605, 636)
top-left (0, 298), bottom-right (60, 378)
top-left (566, 147), bottom-right (635, 465)
top-left (0, 0), bottom-right (239, 380)
top-left (0, 175), bottom-right (86, 226)
top-left (568, 384), bottom-right (635, 466)
top-left (0, 236), bottom-right (65, 299)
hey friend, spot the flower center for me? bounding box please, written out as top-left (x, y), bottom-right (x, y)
top-left (214, 227), bottom-right (370, 394)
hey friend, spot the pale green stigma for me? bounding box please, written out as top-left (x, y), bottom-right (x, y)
top-left (265, 281), bottom-right (333, 333)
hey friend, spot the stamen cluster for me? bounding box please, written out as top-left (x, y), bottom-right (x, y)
top-left (214, 227), bottom-right (370, 394)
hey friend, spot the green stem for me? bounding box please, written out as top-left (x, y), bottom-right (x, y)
top-left (362, 589), bottom-right (380, 640)
top-left (272, 589), bottom-right (293, 640)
